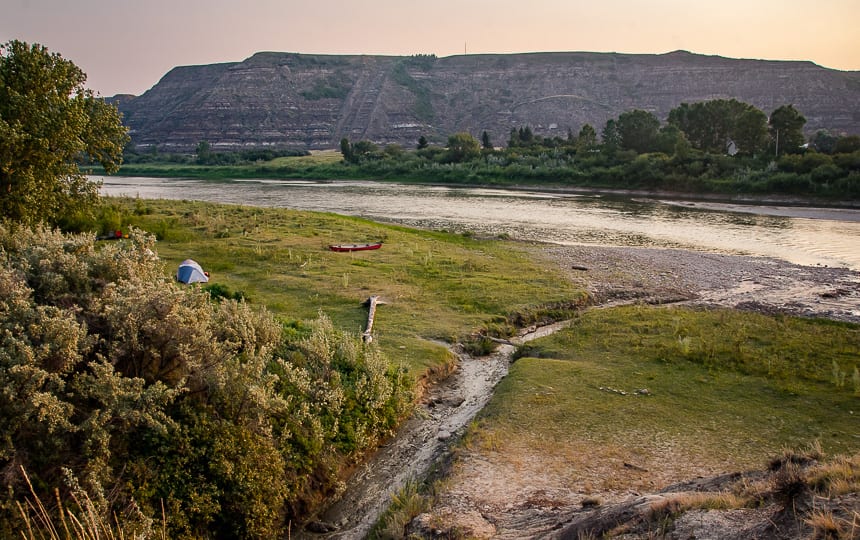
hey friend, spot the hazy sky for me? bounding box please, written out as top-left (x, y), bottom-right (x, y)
top-left (4, 0), bottom-right (859, 96)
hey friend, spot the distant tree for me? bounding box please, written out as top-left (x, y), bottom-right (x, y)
top-left (508, 128), bottom-right (521, 147)
top-left (731, 104), bottom-right (769, 155)
top-left (196, 140), bottom-right (212, 164)
top-left (833, 134), bottom-right (860, 154)
top-left (446, 132), bottom-right (480, 162)
top-left (520, 126), bottom-right (534, 145)
top-left (481, 130), bottom-right (493, 150)
top-left (575, 124), bottom-right (598, 153)
top-left (810, 130), bottom-right (839, 154)
top-left (769, 104), bottom-right (806, 156)
top-left (668, 99), bottom-right (767, 155)
top-left (352, 140), bottom-right (379, 161)
top-left (384, 143), bottom-right (404, 158)
top-left (417, 135), bottom-right (428, 150)
top-left (0, 40), bottom-right (129, 226)
top-left (654, 124), bottom-right (687, 155)
top-left (616, 110), bottom-right (660, 154)
top-left (340, 137), bottom-right (353, 162)
top-left (601, 119), bottom-right (621, 154)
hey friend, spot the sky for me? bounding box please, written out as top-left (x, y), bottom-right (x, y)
top-left (3, 0), bottom-right (859, 97)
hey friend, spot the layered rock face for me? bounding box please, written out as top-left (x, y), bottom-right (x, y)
top-left (113, 50), bottom-right (860, 151)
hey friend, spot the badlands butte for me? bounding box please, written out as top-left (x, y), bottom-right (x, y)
top-left (111, 50), bottom-right (860, 152)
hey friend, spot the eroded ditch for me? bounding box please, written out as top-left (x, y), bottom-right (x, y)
top-left (299, 321), bottom-right (574, 538)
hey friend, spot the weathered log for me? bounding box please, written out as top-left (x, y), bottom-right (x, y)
top-left (362, 296), bottom-right (383, 343)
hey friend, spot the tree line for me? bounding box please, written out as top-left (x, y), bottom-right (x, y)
top-left (337, 100), bottom-right (860, 199)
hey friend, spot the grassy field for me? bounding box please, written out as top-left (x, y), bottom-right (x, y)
top-left (109, 197), bottom-right (859, 475)
top-left (109, 197), bottom-right (586, 379)
top-left (473, 305), bottom-right (860, 486)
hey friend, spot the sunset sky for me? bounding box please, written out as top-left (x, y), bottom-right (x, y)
top-left (3, 0), bottom-right (859, 97)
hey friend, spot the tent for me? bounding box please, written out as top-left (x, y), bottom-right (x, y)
top-left (176, 259), bottom-right (209, 284)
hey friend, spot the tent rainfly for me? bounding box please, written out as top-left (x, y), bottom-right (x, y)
top-left (176, 259), bottom-right (209, 284)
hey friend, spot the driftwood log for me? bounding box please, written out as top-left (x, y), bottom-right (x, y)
top-left (362, 296), bottom-right (383, 343)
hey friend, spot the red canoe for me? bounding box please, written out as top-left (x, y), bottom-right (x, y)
top-left (328, 242), bottom-right (383, 252)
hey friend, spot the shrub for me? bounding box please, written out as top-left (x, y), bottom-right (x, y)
top-left (0, 225), bottom-right (413, 538)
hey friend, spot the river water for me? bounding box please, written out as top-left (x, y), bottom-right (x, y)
top-left (98, 176), bottom-right (860, 271)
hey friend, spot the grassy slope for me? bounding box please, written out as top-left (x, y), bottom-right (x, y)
top-left (113, 197), bottom-right (584, 378)
top-left (478, 306), bottom-right (859, 481)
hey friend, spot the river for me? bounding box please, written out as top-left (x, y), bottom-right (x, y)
top-left (98, 176), bottom-right (860, 271)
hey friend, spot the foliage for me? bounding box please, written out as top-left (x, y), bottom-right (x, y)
top-left (616, 109), bottom-right (661, 154)
top-left (0, 225), bottom-right (413, 538)
top-left (668, 99), bottom-right (768, 155)
top-left (115, 98), bottom-right (860, 200)
top-left (445, 132), bottom-right (481, 163)
top-left (0, 40), bottom-right (129, 226)
top-left (576, 124), bottom-right (598, 153)
top-left (769, 104), bottom-right (807, 156)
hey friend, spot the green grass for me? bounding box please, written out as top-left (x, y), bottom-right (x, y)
top-left (268, 149), bottom-right (344, 166)
top-left (482, 305), bottom-right (860, 472)
top-left (109, 197), bottom-right (585, 379)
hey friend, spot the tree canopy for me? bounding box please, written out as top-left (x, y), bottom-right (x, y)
top-left (769, 104), bottom-right (807, 156)
top-left (667, 99), bottom-right (768, 156)
top-left (446, 132), bottom-right (481, 162)
top-left (616, 109), bottom-right (660, 154)
top-left (0, 40), bottom-right (129, 226)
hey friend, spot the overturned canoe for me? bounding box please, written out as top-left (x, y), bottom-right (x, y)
top-left (328, 242), bottom-right (383, 252)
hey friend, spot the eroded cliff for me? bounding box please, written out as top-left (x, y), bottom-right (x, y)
top-left (113, 50), bottom-right (860, 151)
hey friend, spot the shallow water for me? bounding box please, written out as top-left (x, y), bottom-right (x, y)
top-left (99, 176), bottom-right (860, 271)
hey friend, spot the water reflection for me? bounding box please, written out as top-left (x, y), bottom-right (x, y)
top-left (98, 177), bottom-right (860, 271)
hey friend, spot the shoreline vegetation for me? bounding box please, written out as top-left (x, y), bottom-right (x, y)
top-left (8, 197), bottom-right (858, 539)
top-left (106, 99), bottom-right (860, 205)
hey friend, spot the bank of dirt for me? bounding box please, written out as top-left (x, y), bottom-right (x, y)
top-left (303, 244), bottom-right (860, 538)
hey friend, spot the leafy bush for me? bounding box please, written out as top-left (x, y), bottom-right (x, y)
top-left (0, 225), bottom-right (413, 538)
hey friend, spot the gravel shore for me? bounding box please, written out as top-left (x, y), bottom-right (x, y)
top-left (542, 244), bottom-right (860, 323)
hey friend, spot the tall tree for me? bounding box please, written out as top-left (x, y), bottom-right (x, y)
top-left (616, 109), bottom-right (660, 154)
top-left (340, 137), bottom-right (353, 162)
top-left (575, 124), bottom-right (598, 153)
top-left (668, 99), bottom-right (767, 155)
top-left (769, 104), bottom-right (806, 156)
top-left (481, 130), bottom-right (493, 150)
top-left (196, 140), bottom-right (212, 164)
top-left (730, 103), bottom-right (768, 156)
top-left (601, 119), bottom-right (621, 154)
top-left (446, 132), bottom-right (480, 162)
top-left (811, 130), bottom-right (839, 154)
top-left (0, 40), bottom-right (129, 226)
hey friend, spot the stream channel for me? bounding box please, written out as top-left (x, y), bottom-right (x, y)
top-left (299, 321), bottom-right (573, 539)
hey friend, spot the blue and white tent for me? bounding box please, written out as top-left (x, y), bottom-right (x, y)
top-left (176, 259), bottom-right (209, 284)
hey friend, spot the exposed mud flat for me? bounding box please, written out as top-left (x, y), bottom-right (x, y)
top-left (301, 245), bottom-right (860, 538)
top-left (548, 245), bottom-right (860, 324)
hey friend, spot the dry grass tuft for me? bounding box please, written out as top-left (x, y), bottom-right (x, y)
top-left (805, 508), bottom-right (856, 539)
top-left (15, 467), bottom-right (166, 540)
